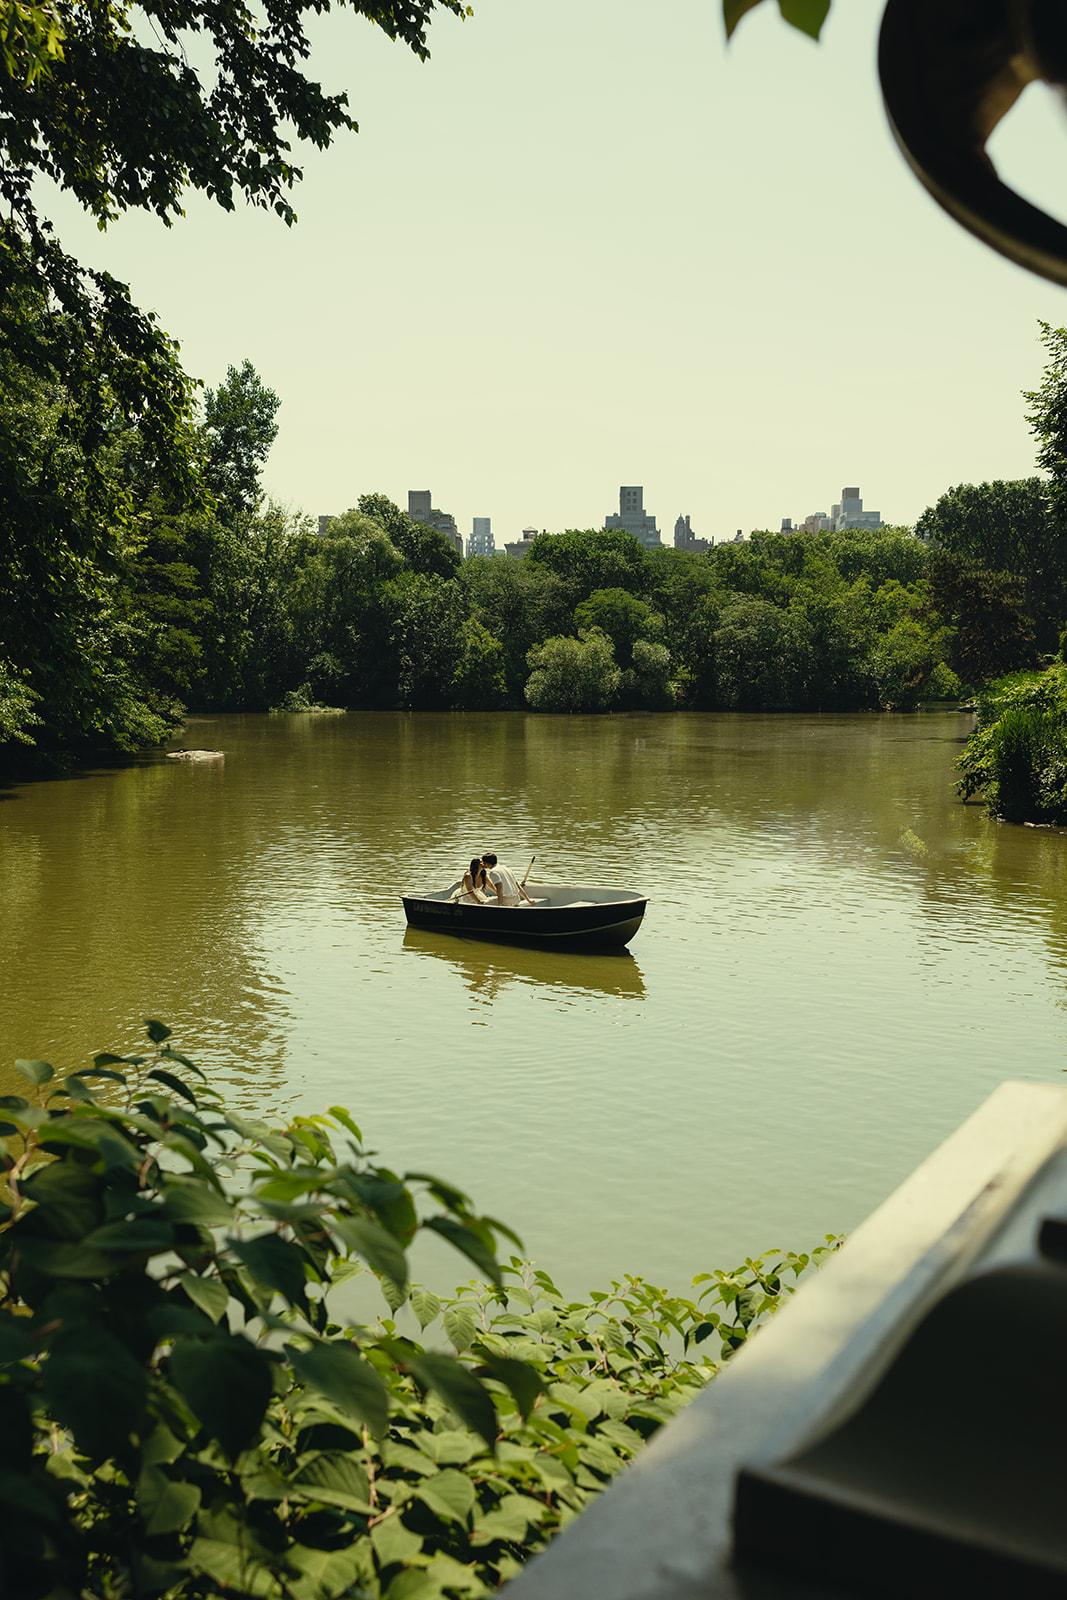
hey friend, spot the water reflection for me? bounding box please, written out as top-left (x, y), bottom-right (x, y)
top-left (8, 709), bottom-right (1067, 1294)
top-left (401, 926), bottom-right (646, 1003)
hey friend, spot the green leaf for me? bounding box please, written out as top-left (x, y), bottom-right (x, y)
top-left (404, 1171), bottom-right (471, 1212)
top-left (333, 1215), bottom-right (408, 1290)
top-left (229, 1232), bottom-right (311, 1310)
top-left (473, 1350), bottom-right (545, 1421)
top-left (423, 1217), bottom-right (501, 1285)
top-left (287, 1545), bottom-right (367, 1596)
top-left (443, 1302), bottom-right (478, 1352)
top-left (327, 1105), bottom-right (362, 1143)
top-left (180, 1273), bottom-right (230, 1324)
top-left (161, 1045), bottom-right (206, 1080)
top-left (371, 1513), bottom-right (423, 1567)
top-left (82, 1218), bottom-right (176, 1256)
top-left (42, 1326), bottom-right (148, 1458)
top-left (147, 1068), bottom-right (198, 1106)
top-left (16, 1238), bottom-right (124, 1278)
top-left (385, 1571), bottom-right (441, 1600)
top-left (145, 1019), bottom-right (172, 1043)
top-left (187, 1536), bottom-right (280, 1595)
top-left (225, 1112), bottom-right (276, 1143)
top-left (411, 1286), bottom-right (441, 1331)
top-left (483, 1214), bottom-right (524, 1252)
top-left (289, 1450), bottom-right (371, 1512)
top-left (138, 1465), bottom-right (201, 1535)
top-left (471, 1493), bottom-right (541, 1544)
top-left (286, 1339), bottom-right (389, 1437)
top-left (778, 0), bottom-right (830, 39)
top-left (61, 1075), bottom-right (97, 1105)
top-left (142, 1422), bottom-right (186, 1466)
top-left (160, 1182), bottom-right (233, 1226)
top-left (169, 1335), bottom-right (273, 1459)
top-left (412, 1467), bottom-right (475, 1524)
top-left (723, 0), bottom-right (766, 38)
top-left (21, 1159), bottom-right (101, 1238)
top-left (409, 1355), bottom-right (498, 1450)
top-left (337, 1169), bottom-right (419, 1243)
top-left (0, 1095), bottom-right (44, 1128)
top-left (0, 1316), bottom-right (34, 1365)
top-left (418, 1429), bottom-right (478, 1466)
top-left (14, 1059), bottom-right (53, 1086)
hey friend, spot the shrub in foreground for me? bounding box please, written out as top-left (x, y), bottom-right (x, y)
top-left (0, 1025), bottom-right (838, 1598)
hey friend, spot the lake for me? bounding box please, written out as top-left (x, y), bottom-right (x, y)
top-left (2, 709), bottom-right (1065, 1297)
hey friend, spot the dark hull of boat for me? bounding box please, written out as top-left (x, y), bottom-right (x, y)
top-left (401, 894), bottom-right (647, 948)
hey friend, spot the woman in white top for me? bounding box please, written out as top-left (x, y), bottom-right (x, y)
top-left (456, 857), bottom-right (489, 905)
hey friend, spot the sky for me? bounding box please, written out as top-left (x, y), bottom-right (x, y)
top-left (39, 0), bottom-right (1067, 545)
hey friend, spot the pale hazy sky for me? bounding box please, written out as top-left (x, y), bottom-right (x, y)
top-left (41, 0), bottom-right (1067, 542)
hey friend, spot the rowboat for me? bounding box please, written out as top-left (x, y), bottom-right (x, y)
top-left (400, 883), bottom-right (648, 948)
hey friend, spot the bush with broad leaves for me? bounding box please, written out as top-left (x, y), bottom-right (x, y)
top-left (0, 1023), bottom-right (840, 1598)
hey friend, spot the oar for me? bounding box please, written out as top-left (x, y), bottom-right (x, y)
top-left (521, 855), bottom-right (536, 885)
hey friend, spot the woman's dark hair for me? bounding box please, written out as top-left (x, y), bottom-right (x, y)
top-left (469, 857), bottom-right (483, 880)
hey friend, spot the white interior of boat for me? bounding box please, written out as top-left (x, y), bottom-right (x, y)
top-left (424, 882), bottom-right (644, 909)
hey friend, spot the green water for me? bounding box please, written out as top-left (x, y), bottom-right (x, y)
top-left (2, 709), bottom-right (1066, 1293)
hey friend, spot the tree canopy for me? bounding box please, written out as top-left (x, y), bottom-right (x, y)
top-left (0, 0), bottom-right (469, 521)
top-left (202, 361), bottom-right (281, 523)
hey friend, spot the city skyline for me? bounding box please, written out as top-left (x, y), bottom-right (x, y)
top-left (35, 0), bottom-right (1067, 542)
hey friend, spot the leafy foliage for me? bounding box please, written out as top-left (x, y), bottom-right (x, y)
top-left (0, 0), bottom-right (468, 768)
top-left (917, 479), bottom-right (1067, 654)
top-left (956, 663), bottom-right (1067, 822)
top-left (203, 362), bottom-right (281, 525)
top-left (0, 1024), bottom-right (840, 1598)
top-left (723, 0), bottom-right (831, 44)
top-left (524, 629), bottom-right (622, 714)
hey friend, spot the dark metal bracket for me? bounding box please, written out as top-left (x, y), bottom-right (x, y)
top-left (879, 0), bottom-right (1067, 286)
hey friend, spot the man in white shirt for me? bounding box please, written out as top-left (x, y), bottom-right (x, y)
top-left (481, 852), bottom-right (535, 907)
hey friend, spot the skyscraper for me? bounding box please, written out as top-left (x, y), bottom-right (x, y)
top-left (603, 486), bottom-right (661, 549)
top-left (469, 517), bottom-right (494, 558)
top-left (407, 489), bottom-right (462, 554)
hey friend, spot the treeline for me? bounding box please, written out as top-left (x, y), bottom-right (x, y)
top-left (6, 336), bottom-right (1067, 772)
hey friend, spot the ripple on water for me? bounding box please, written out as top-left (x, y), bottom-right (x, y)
top-left (1, 710), bottom-right (1066, 1291)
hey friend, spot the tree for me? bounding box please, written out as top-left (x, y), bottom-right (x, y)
top-left (462, 556), bottom-right (570, 698)
top-left (0, 304), bottom-right (188, 768)
top-left (915, 478), bottom-right (1066, 649)
top-left (0, 2), bottom-right (469, 742)
top-left (280, 514), bottom-right (403, 707)
top-left (574, 587), bottom-right (662, 669)
top-left (1025, 323), bottom-right (1067, 500)
top-left (385, 570), bottom-right (467, 708)
top-left (357, 492), bottom-right (461, 580)
top-left (0, 0), bottom-right (469, 439)
top-left (524, 630), bottom-right (621, 713)
top-left (711, 598), bottom-right (805, 711)
top-left (624, 639), bottom-right (675, 710)
top-left (525, 529), bottom-right (653, 607)
top-left (450, 617), bottom-right (509, 709)
top-left (926, 550), bottom-right (1038, 686)
top-left (202, 361), bottom-right (280, 524)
